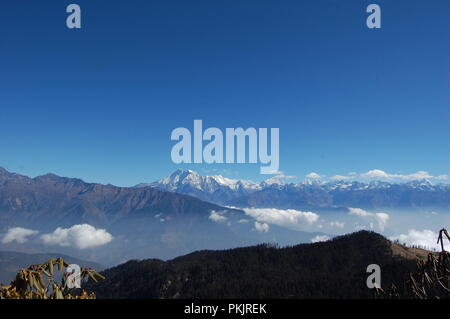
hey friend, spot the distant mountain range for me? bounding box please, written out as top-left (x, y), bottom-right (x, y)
top-left (87, 231), bottom-right (429, 299)
top-left (147, 169), bottom-right (450, 210)
top-left (1, 166), bottom-right (447, 265)
top-left (0, 167), bottom-right (324, 265)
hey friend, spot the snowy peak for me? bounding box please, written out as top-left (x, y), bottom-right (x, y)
top-left (150, 169), bottom-right (260, 193)
top-left (405, 179), bottom-right (434, 188)
top-left (262, 176), bottom-right (286, 186)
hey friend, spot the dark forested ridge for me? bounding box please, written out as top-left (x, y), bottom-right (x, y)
top-left (88, 231), bottom-right (424, 299)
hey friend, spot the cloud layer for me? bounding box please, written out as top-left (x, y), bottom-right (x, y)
top-left (359, 169), bottom-right (444, 181)
top-left (348, 207), bottom-right (389, 231)
top-left (1, 227), bottom-right (39, 244)
top-left (311, 235), bottom-right (331, 243)
top-left (209, 210), bottom-right (227, 223)
top-left (243, 208), bottom-right (319, 230)
top-left (40, 224), bottom-right (113, 249)
top-left (308, 169), bottom-right (448, 182)
top-left (330, 221), bottom-right (345, 228)
top-left (254, 221), bottom-right (270, 233)
top-left (391, 229), bottom-right (441, 251)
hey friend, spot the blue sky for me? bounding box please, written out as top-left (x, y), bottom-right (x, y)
top-left (0, 0), bottom-right (449, 186)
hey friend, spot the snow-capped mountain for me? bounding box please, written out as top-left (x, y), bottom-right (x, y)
top-left (145, 170), bottom-right (450, 210)
top-left (150, 169), bottom-right (260, 192)
top-left (136, 169), bottom-right (261, 204)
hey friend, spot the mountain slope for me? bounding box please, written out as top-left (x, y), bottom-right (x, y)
top-left (0, 167), bottom-right (234, 229)
top-left (88, 231), bottom-right (423, 299)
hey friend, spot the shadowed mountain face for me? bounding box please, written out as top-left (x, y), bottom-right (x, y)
top-left (0, 167), bottom-right (233, 229)
top-left (87, 231), bottom-right (423, 299)
top-left (148, 170), bottom-right (450, 210)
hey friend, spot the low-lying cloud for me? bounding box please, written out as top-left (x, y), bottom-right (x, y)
top-left (391, 229), bottom-right (440, 251)
top-left (330, 221), bottom-right (345, 228)
top-left (311, 235), bottom-right (331, 243)
top-left (41, 224), bottom-right (113, 249)
top-left (323, 169), bottom-right (448, 182)
top-left (360, 169), bottom-right (445, 181)
top-left (209, 210), bottom-right (227, 223)
top-left (243, 208), bottom-right (320, 230)
top-left (254, 221), bottom-right (270, 233)
top-left (1, 227), bottom-right (39, 244)
top-left (348, 207), bottom-right (389, 232)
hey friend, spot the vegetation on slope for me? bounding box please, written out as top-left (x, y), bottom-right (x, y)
top-left (88, 231), bottom-right (421, 299)
top-left (0, 257), bottom-right (104, 299)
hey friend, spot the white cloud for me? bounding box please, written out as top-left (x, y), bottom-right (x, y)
top-left (264, 171), bottom-right (296, 185)
top-left (273, 171), bottom-right (296, 179)
top-left (41, 224), bottom-right (113, 249)
top-left (1, 227), bottom-right (39, 244)
top-left (243, 208), bottom-right (319, 230)
top-left (391, 229), bottom-right (440, 251)
top-left (330, 175), bottom-right (352, 181)
top-left (360, 169), bottom-right (440, 181)
top-left (330, 221), bottom-right (345, 228)
top-left (405, 171), bottom-right (433, 180)
top-left (361, 169), bottom-right (391, 179)
top-left (254, 222), bottom-right (270, 233)
top-left (209, 210), bottom-right (227, 223)
top-left (311, 235), bottom-right (331, 243)
top-left (348, 207), bottom-right (371, 217)
top-left (306, 172), bottom-right (321, 179)
top-left (328, 169), bottom-right (448, 182)
top-left (348, 208), bottom-right (389, 231)
top-left (354, 223), bottom-right (367, 231)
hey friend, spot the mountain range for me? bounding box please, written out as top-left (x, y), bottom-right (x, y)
top-left (0, 167), bottom-right (325, 265)
top-left (0, 167), bottom-right (234, 230)
top-left (147, 169), bottom-right (450, 210)
top-left (0, 167), bottom-right (448, 266)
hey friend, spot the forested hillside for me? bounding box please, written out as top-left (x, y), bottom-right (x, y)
top-left (88, 231), bottom-right (422, 298)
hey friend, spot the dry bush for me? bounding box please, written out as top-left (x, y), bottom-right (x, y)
top-left (380, 228), bottom-right (450, 299)
top-left (0, 257), bottom-right (104, 299)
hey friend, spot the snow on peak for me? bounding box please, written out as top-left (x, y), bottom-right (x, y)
top-left (153, 169), bottom-right (260, 192)
top-left (148, 170), bottom-right (444, 194)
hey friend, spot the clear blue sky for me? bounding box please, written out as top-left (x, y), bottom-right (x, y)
top-left (0, 0), bottom-right (449, 186)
